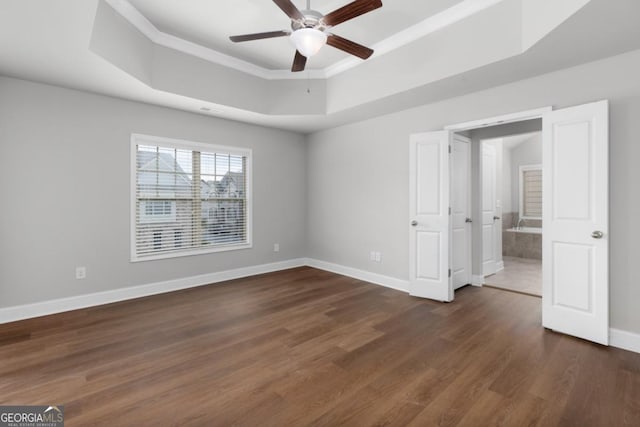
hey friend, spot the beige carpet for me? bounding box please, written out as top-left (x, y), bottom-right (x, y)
top-left (485, 256), bottom-right (542, 297)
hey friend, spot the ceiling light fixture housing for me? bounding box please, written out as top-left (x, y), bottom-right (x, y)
top-left (289, 10), bottom-right (327, 58)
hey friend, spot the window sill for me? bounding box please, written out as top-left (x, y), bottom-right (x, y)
top-left (131, 243), bottom-right (252, 263)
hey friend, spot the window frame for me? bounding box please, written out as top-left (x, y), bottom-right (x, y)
top-left (130, 134), bottom-right (252, 262)
top-left (519, 163), bottom-right (542, 220)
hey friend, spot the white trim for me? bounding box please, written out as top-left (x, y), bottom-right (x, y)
top-left (103, 0), bottom-right (316, 80)
top-left (306, 259), bottom-right (409, 293)
top-left (0, 259), bottom-right (307, 325)
top-left (105, 0), bottom-right (504, 80)
top-left (445, 107), bottom-right (552, 131)
top-left (610, 328), bottom-right (640, 354)
top-left (132, 133), bottom-right (251, 157)
top-left (496, 260), bottom-right (505, 272)
top-left (471, 274), bottom-right (485, 286)
top-left (3, 253), bottom-right (637, 355)
top-left (324, 0), bottom-right (504, 78)
top-left (0, 258), bottom-right (409, 324)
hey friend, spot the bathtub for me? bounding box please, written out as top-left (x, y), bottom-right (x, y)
top-left (506, 227), bottom-right (542, 234)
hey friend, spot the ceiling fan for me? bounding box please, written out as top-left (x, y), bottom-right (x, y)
top-left (229, 0), bottom-right (382, 72)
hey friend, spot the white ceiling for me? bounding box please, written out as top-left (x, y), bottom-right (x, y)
top-left (127, 0), bottom-right (461, 70)
top-left (0, 0), bottom-right (639, 134)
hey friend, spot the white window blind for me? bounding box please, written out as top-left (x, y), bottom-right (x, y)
top-left (520, 165), bottom-right (542, 219)
top-left (131, 134), bottom-right (251, 261)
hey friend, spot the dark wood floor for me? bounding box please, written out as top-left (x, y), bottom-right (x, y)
top-left (1, 267), bottom-right (639, 426)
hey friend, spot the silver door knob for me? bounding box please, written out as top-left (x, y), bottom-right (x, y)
top-left (591, 230), bottom-right (604, 239)
top-left (411, 220), bottom-right (418, 227)
top-left (465, 218), bottom-right (473, 223)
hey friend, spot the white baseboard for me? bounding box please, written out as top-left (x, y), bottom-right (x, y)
top-left (3, 256), bottom-right (638, 355)
top-left (610, 328), bottom-right (640, 354)
top-left (496, 260), bottom-right (505, 272)
top-left (0, 258), bottom-right (307, 324)
top-left (305, 258), bottom-right (409, 293)
top-left (471, 275), bottom-right (485, 287)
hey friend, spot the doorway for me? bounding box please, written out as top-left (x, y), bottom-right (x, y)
top-left (475, 129), bottom-right (543, 297)
top-left (409, 102), bottom-right (610, 345)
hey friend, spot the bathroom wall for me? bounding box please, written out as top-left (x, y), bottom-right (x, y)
top-left (503, 132), bottom-right (542, 259)
top-left (510, 133), bottom-right (542, 228)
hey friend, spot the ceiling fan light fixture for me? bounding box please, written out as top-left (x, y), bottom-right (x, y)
top-left (290, 28), bottom-right (327, 58)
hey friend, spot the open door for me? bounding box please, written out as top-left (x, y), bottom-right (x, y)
top-left (481, 142), bottom-right (498, 276)
top-left (409, 131), bottom-right (452, 302)
top-left (451, 135), bottom-right (471, 290)
top-left (542, 100), bottom-right (609, 345)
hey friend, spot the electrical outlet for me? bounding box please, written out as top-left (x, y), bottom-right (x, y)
top-left (273, 243), bottom-right (280, 252)
top-left (375, 252), bottom-right (382, 262)
top-left (76, 266), bottom-right (86, 280)
top-left (369, 251), bottom-right (376, 261)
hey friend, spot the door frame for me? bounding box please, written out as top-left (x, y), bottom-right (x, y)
top-left (444, 104), bottom-right (611, 346)
top-left (445, 107), bottom-right (552, 132)
top-left (447, 107), bottom-right (551, 287)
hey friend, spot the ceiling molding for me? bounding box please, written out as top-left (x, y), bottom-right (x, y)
top-left (103, 0), bottom-right (326, 80)
top-left (324, 0), bottom-right (504, 78)
top-left (104, 0), bottom-right (504, 80)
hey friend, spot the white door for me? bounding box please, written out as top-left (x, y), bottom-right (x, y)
top-left (409, 131), bottom-right (452, 302)
top-left (542, 100), bottom-right (609, 345)
top-left (481, 143), bottom-right (498, 276)
top-left (451, 135), bottom-right (471, 290)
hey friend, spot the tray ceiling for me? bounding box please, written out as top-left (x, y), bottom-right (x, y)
top-left (126, 0), bottom-right (462, 70)
top-left (1, 0), bottom-right (639, 133)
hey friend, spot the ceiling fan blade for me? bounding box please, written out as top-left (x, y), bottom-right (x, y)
top-left (322, 0), bottom-right (382, 27)
top-left (273, 0), bottom-right (305, 21)
top-left (292, 51), bottom-right (307, 72)
top-left (230, 30), bottom-right (290, 43)
top-left (327, 34), bottom-right (374, 59)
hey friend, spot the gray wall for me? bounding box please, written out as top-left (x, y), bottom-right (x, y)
top-left (2, 49), bottom-right (640, 336)
top-left (307, 49), bottom-right (640, 334)
top-left (0, 77), bottom-right (307, 308)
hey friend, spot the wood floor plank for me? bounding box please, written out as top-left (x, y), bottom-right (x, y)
top-left (0, 266), bottom-right (638, 426)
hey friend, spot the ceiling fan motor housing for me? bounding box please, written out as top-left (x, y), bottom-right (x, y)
top-left (291, 10), bottom-right (328, 31)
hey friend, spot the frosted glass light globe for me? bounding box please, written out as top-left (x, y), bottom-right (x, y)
top-left (290, 28), bottom-right (327, 58)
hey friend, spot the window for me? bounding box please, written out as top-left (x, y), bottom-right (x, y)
top-left (131, 134), bottom-right (252, 261)
top-left (140, 200), bottom-right (176, 223)
top-left (519, 164), bottom-right (542, 219)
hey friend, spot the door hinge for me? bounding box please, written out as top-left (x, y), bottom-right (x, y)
top-left (448, 207), bottom-right (452, 215)
top-left (448, 269), bottom-right (452, 278)
top-left (448, 145), bottom-right (452, 154)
